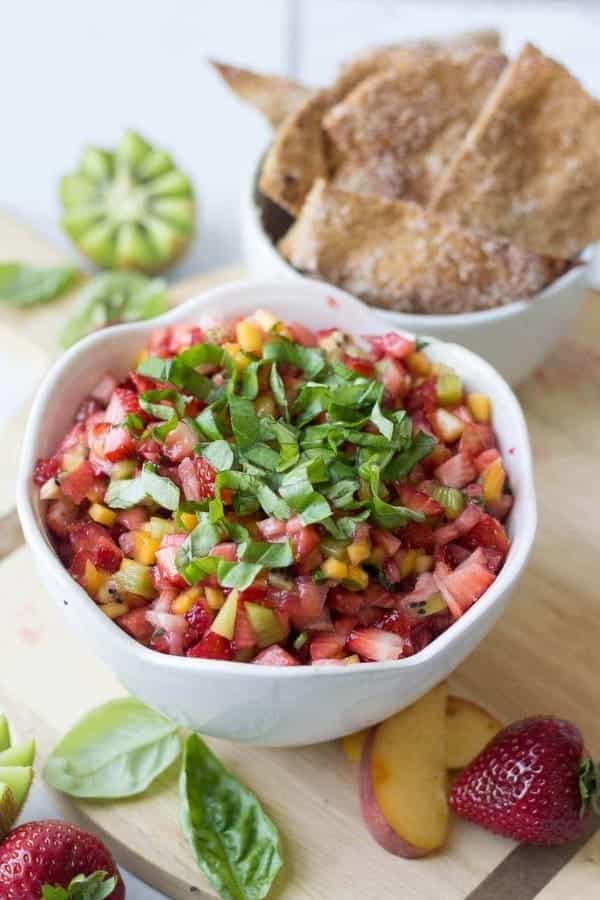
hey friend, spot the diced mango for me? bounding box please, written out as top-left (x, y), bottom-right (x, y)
top-left (133, 531), bottom-right (161, 565)
top-left (481, 458), bottom-right (505, 504)
top-left (254, 309), bottom-right (278, 332)
top-left (172, 587), bottom-right (202, 615)
top-left (40, 477), bottom-right (61, 501)
top-left (101, 601), bottom-right (129, 619)
top-left (467, 392), bottom-right (491, 424)
top-left (345, 565), bottom-right (368, 591)
top-left (399, 549), bottom-right (418, 577)
top-left (180, 512), bottom-right (198, 532)
top-left (344, 654), bottom-right (361, 665)
top-left (405, 351), bottom-right (431, 377)
top-left (205, 587), bottom-right (224, 610)
top-left (347, 540), bottom-right (371, 565)
top-left (211, 590), bottom-right (239, 640)
top-left (111, 459), bottom-right (137, 480)
top-left (82, 560), bottom-right (108, 598)
top-left (236, 320), bottom-right (263, 354)
top-left (88, 503), bottom-right (117, 527)
top-left (414, 554), bottom-right (434, 574)
top-left (322, 557), bottom-right (349, 580)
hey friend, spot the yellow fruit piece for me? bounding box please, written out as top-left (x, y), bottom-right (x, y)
top-left (88, 503), bottom-right (117, 527)
top-left (481, 458), bottom-right (505, 504)
top-left (344, 654), bottom-right (361, 665)
top-left (405, 351), bottom-right (431, 377)
top-left (172, 587), bottom-right (202, 615)
top-left (236, 320), bottom-right (263, 354)
top-left (222, 341), bottom-right (240, 357)
top-left (322, 557), bottom-right (349, 580)
top-left (255, 394), bottom-right (276, 418)
top-left (111, 459), bottom-right (137, 480)
top-left (180, 512), bottom-right (198, 532)
top-left (135, 349), bottom-right (148, 366)
top-left (254, 308), bottom-right (278, 332)
top-left (467, 393), bottom-right (491, 424)
top-left (40, 477), bottom-right (61, 501)
top-left (347, 540), bottom-right (370, 565)
top-left (205, 587), bottom-right (224, 610)
top-left (346, 565), bottom-right (368, 590)
top-left (342, 729), bottom-right (369, 762)
top-left (399, 549), bottom-right (418, 577)
top-left (101, 602), bottom-right (128, 619)
top-left (446, 696), bottom-right (502, 769)
top-left (211, 590), bottom-right (239, 640)
top-left (414, 554), bottom-right (433, 574)
top-left (133, 531), bottom-right (161, 565)
top-left (62, 447), bottom-right (86, 473)
top-left (82, 560), bottom-right (108, 598)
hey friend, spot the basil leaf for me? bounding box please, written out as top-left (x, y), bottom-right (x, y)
top-left (139, 389), bottom-right (186, 420)
top-left (229, 395), bottom-right (260, 449)
top-left (323, 479), bottom-right (360, 509)
top-left (138, 355), bottom-right (213, 401)
top-left (0, 263), bottom-right (77, 307)
top-left (269, 363), bottom-right (288, 419)
top-left (60, 273), bottom-right (167, 347)
top-left (178, 343), bottom-right (227, 369)
top-left (243, 443), bottom-right (280, 471)
top-left (256, 483), bottom-right (291, 520)
top-left (122, 413), bottom-right (145, 436)
top-left (367, 467), bottom-right (424, 529)
top-left (152, 414), bottom-right (179, 442)
top-left (181, 555), bottom-right (220, 585)
top-left (43, 698), bottom-right (181, 799)
top-left (371, 400), bottom-right (393, 440)
top-left (239, 361), bottom-right (261, 400)
top-left (201, 439), bottom-right (234, 472)
top-left (382, 431), bottom-right (437, 480)
top-left (106, 464), bottom-right (180, 511)
top-left (216, 471), bottom-right (291, 520)
top-left (238, 539), bottom-right (293, 567)
top-left (179, 733), bottom-right (283, 900)
top-left (262, 337), bottom-right (324, 378)
top-left (196, 406), bottom-right (224, 441)
top-left (177, 519), bottom-right (222, 573)
top-left (217, 561), bottom-right (263, 590)
top-left (322, 510), bottom-right (370, 540)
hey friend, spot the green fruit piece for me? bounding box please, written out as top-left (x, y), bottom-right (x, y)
top-left (61, 130), bottom-right (196, 273)
top-left (211, 590), bottom-right (239, 640)
top-left (0, 766), bottom-right (33, 812)
top-left (245, 602), bottom-right (286, 648)
top-left (407, 591), bottom-right (447, 617)
top-left (0, 784), bottom-right (18, 840)
top-left (0, 716), bottom-right (10, 752)
top-left (0, 739), bottom-right (36, 768)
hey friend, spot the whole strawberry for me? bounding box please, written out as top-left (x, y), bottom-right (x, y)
top-left (0, 819), bottom-right (125, 899)
top-left (450, 716), bottom-right (599, 845)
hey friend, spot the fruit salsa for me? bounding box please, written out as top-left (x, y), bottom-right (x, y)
top-left (34, 311), bottom-right (512, 665)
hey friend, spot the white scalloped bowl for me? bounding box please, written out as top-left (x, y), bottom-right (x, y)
top-left (17, 278), bottom-right (536, 746)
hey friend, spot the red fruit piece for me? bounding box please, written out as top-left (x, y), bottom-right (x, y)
top-left (450, 717), bottom-right (599, 845)
top-left (253, 644), bottom-right (299, 666)
top-left (435, 452), bottom-right (477, 489)
top-left (366, 332), bottom-right (416, 360)
top-left (341, 353), bottom-right (376, 377)
top-left (33, 456), bottom-right (60, 485)
top-left (69, 521), bottom-right (123, 573)
top-left (60, 460), bottom-right (96, 504)
top-left (434, 548), bottom-right (495, 618)
top-left (433, 503), bottom-right (482, 547)
top-left (347, 627), bottom-right (405, 662)
top-left (117, 607), bottom-right (154, 645)
top-left (187, 631), bottom-right (233, 660)
top-left (399, 521), bottom-right (435, 552)
top-left (309, 631), bottom-right (346, 661)
top-left (394, 483), bottom-right (443, 516)
top-left (46, 498), bottom-right (79, 537)
top-left (405, 377), bottom-right (437, 415)
top-left (163, 421), bottom-right (197, 463)
top-left (462, 514), bottom-right (510, 559)
top-left (104, 426), bottom-right (136, 462)
top-left (104, 387), bottom-right (142, 425)
top-left (459, 423), bottom-right (495, 457)
top-left (0, 820), bottom-right (124, 899)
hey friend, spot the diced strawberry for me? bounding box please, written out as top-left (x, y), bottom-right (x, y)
top-left (238, 584), bottom-right (268, 604)
top-left (257, 517), bottom-right (287, 540)
top-left (291, 609), bottom-right (334, 632)
top-left (195, 456), bottom-right (218, 499)
top-left (366, 333), bottom-right (416, 360)
top-left (163, 421), bottom-right (197, 463)
top-left (184, 598), bottom-right (214, 640)
top-left (46, 498), bottom-right (79, 536)
top-left (347, 627), bottom-right (404, 661)
top-left (56, 423), bottom-right (87, 457)
top-left (433, 503), bottom-right (483, 546)
top-left (459, 423), bottom-right (495, 458)
top-left (296, 577), bottom-right (328, 617)
top-left (328, 588), bottom-right (363, 615)
top-left (290, 525), bottom-right (321, 561)
top-left (34, 456), bottom-right (60, 485)
top-left (475, 448), bottom-right (500, 474)
top-left (377, 608), bottom-right (414, 639)
top-left (233, 604), bottom-right (256, 650)
top-left (104, 388), bottom-right (142, 425)
top-left (129, 372), bottom-right (159, 394)
top-left (137, 438), bottom-right (162, 464)
top-left (394, 483), bottom-right (443, 516)
top-left (334, 615), bottom-right (359, 637)
top-left (405, 378), bottom-right (437, 415)
top-left (407, 624), bottom-right (434, 655)
top-left (422, 443), bottom-right (451, 473)
top-left (90, 372), bottom-right (118, 406)
top-left (363, 582), bottom-right (397, 608)
top-left (209, 542), bottom-right (237, 562)
top-left (371, 527), bottom-right (401, 557)
top-left (434, 551), bottom-right (495, 618)
top-left (118, 530), bottom-right (136, 556)
top-left (187, 630), bottom-right (233, 660)
top-left (168, 324), bottom-right (206, 354)
top-left (309, 631), bottom-right (346, 661)
top-left (117, 607), bottom-right (154, 645)
top-left (382, 357), bottom-right (411, 400)
top-left (178, 457), bottom-right (201, 501)
top-left (486, 494), bottom-right (514, 522)
top-left (341, 353), bottom-right (376, 377)
top-left (69, 521), bottom-right (123, 572)
top-left (434, 542), bottom-right (471, 569)
top-left (399, 521), bottom-right (435, 552)
top-left (383, 558), bottom-right (401, 584)
top-left (155, 543), bottom-right (187, 588)
top-left (146, 611), bottom-right (187, 655)
top-left (453, 404), bottom-right (474, 424)
top-left (480, 547), bottom-right (505, 573)
top-left (288, 321), bottom-right (317, 347)
top-left (253, 645), bottom-right (299, 666)
top-left (435, 452), bottom-right (477, 489)
top-left (149, 630), bottom-right (171, 654)
top-left (462, 514), bottom-right (510, 559)
top-left (104, 426), bottom-right (136, 463)
top-left (74, 396), bottom-right (103, 423)
top-left (294, 548), bottom-right (323, 575)
top-left (115, 507), bottom-right (149, 531)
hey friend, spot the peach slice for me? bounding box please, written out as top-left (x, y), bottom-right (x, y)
top-left (360, 683), bottom-right (448, 857)
top-left (446, 696), bottom-right (502, 769)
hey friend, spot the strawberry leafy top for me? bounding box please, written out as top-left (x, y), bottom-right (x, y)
top-left (41, 870), bottom-right (117, 900)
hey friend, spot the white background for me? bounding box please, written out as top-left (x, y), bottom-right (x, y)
top-left (3, 2), bottom-right (600, 897)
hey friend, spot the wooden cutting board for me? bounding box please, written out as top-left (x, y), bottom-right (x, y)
top-left (1, 211), bottom-right (599, 899)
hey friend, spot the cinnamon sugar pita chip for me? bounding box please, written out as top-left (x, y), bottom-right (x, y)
top-left (211, 61), bottom-right (311, 128)
top-left (279, 179), bottom-right (571, 314)
top-left (429, 43), bottom-right (600, 257)
top-left (325, 48), bottom-right (505, 204)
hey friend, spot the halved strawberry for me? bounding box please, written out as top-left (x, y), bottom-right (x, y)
top-left (60, 461), bottom-right (96, 504)
top-left (435, 452), bottom-right (477, 488)
top-left (104, 426), bottom-right (136, 463)
top-left (394, 483), bottom-right (443, 516)
top-left (186, 631), bottom-right (233, 660)
top-left (117, 607), bottom-right (154, 645)
top-left (347, 627), bottom-right (404, 661)
top-left (309, 631), bottom-right (346, 661)
top-left (253, 645), bottom-right (299, 666)
top-left (163, 421), bottom-right (197, 463)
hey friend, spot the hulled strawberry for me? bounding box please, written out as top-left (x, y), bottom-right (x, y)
top-left (0, 820), bottom-right (125, 898)
top-left (450, 717), bottom-right (599, 845)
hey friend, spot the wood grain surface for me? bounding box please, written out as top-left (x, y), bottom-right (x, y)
top-left (0, 211), bottom-right (599, 898)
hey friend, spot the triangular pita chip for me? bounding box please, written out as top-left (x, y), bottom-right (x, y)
top-left (325, 48), bottom-right (505, 203)
top-left (279, 179), bottom-right (571, 314)
top-left (211, 61), bottom-right (311, 128)
top-left (429, 43), bottom-right (600, 257)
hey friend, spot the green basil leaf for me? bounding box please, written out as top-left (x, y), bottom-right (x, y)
top-left (122, 413), bottom-right (145, 436)
top-left (178, 343), bottom-right (227, 369)
top-left (367, 467), bottom-right (424, 529)
top-left (269, 363), bottom-right (288, 419)
top-left (60, 273), bottom-right (167, 347)
top-left (229, 395), bottom-right (260, 449)
top-left (0, 263), bottom-right (77, 307)
top-left (217, 561), bottom-right (263, 590)
top-left (201, 439), bottom-right (234, 472)
top-left (321, 510), bottom-right (371, 540)
top-left (239, 360), bottom-right (261, 400)
top-left (106, 463), bottom-right (180, 511)
top-left (242, 443), bottom-right (280, 471)
top-left (238, 539), bottom-right (293, 567)
top-left (138, 355), bottom-right (214, 401)
top-left (196, 406), bottom-right (224, 441)
top-left (382, 431), bottom-right (437, 480)
top-left (181, 555), bottom-right (220, 585)
top-left (139, 389), bottom-right (186, 420)
top-left (43, 698), bottom-right (181, 799)
top-left (371, 400), bottom-right (393, 440)
top-left (179, 733), bottom-right (283, 900)
top-left (152, 414), bottom-right (179, 442)
top-left (323, 479), bottom-right (360, 509)
top-left (262, 337), bottom-right (324, 378)
top-left (177, 519), bottom-right (223, 574)
top-left (255, 483), bottom-right (291, 520)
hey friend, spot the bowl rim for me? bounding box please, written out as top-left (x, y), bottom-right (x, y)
top-left (242, 142), bottom-right (591, 328)
top-left (17, 277), bottom-right (537, 679)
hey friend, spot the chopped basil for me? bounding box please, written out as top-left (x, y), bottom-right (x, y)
top-left (269, 363), bottom-right (288, 419)
top-left (366, 467), bottom-right (424, 529)
top-left (371, 400), bottom-right (394, 440)
top-left (262, 336), bottom-right (325, 378)
top-left (382, 431), bottom-right (437, 480)
top-left (229, 395), bottom-right (260, 449)
top-left (243, 443), bottom-right (281, 471)
top-left (139, 389), bottom-right (186, 420)
top-left (321, 509), bottom-right (370, 540)
top-left (238, 539), bottom-right (293, 568)
top-left (201, 439), bottom-right (234, 472)
top-left (195, 406), bottom-right (223, 441)
top-left (138, 355), bottom-right (213, 401)
top-left (238, 360), bottom-right (262, 400)
top-left (106, 464), bottom-right (180, 511)
top-left (217, 561), bottom-right (263, 590)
